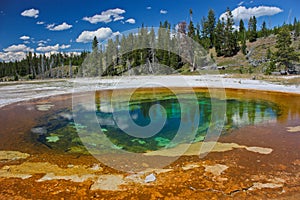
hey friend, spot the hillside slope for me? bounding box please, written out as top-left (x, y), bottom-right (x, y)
top-left (210, 34), bottom-right (300, 74)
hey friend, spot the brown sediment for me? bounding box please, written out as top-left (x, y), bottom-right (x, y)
top-left (0, 88), bottom-right (300, 199)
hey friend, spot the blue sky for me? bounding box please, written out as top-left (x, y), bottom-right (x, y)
top-left (0, 0), bottom-right (299, 62)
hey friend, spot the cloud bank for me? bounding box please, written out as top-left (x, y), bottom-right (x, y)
top-left (36, 44), bottom-right (71, 52)
top-left (20, 36), bottom-right (30, 40)
top-left (83, 8), bottom-right (126, 24)
top-left (1, 44), bottom-right (34, 62)
top-left (125, 18), bottom-right (136, 24)
top-left (46, 22), bottom-right (72, 31)
top-left (76, 27), bottom-right (119, 43)
top-left (21, 8), bottom-right (39, 18)
top-left (3, 44), bottom-right (33, 52)
top-left (220, 6), bottom-right (283, 21)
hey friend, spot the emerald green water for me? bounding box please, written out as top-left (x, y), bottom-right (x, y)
top-left (32, 91), bottom-right (281, 154)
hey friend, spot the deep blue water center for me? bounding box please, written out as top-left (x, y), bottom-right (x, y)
top-left (33, 90), bottom-right (280, 154)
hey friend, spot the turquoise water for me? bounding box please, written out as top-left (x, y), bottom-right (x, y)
top-left (32, 91), bottom-right (280, 154)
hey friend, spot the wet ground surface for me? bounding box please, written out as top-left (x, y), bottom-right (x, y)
top-left (0, 88), bottom-right (300, 199)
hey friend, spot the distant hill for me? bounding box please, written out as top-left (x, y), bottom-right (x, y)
top-left (211, 33), bottom-right (300, 74)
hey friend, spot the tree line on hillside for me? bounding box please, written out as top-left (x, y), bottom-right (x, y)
top-left (1, 7), bottom-right (300, 80)
top-left (80, 20), bottom-right (210, 77)
top-left (0, 52), bottom-right (87, 81)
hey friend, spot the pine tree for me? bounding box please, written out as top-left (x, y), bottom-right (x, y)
top-left (114, 35), bottom-right (120, 65)
top-left (92, 36), bottom-right (98, 52)
top-left (275, 27), bottom-right (299, 70)
top-left (294, 19), bottom-right (300, 38)
top-left (261, 21), bottom-right (268, 38)
top-left (253, 16), bottom-right (257, 39)
top-left (189, 8), bottom-right (193, 22)
top-left (215, 19), bottom-right (225, 57)
top-left (239, 19), bottom-right (245, 41)
top-left (69, 59), bottom-right (72, 78)
top-left (195, 23), bottom-right (201, 44)
top-left (223, 8), bottom-right (238, 57)
top-left (188, 21), bottom-right (196, 39)
top-left (200, 17), bottom-right (210, 49)
top-left (149, 27), bottom-right (156, 65)
top-left (248, 16), bottom-right (257, 42)
top-left (239, 19), bottom-right (247, 55)
top-left (241, 35), bottom-right (247, 55)
top-left (157, 23), bottom-right (165, 62)
top-left (207, 9), bottom-right (216, 48)
top-left (120, 34), bottom-right (127, 67)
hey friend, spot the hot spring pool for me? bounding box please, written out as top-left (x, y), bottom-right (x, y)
top-left (1, 87), bottom-right (300, 198)
top-left (29, 88), bottom-right (281, 154)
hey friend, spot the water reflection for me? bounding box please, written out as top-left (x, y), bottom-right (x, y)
top-left (94, 93), bottom-right (279, 152)
top-left (32, 91), bottom-right (280, 154)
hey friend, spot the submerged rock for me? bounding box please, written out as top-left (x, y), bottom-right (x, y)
top-left (203, 164), bottom-right (228, 176)
top-left (31, 127), bottom-right (47, 135)
top-left (1, 161), bottom-right (101, 182)
top-left (287, 126), bottom-right (300, 132)
top-left (245, 146), bottom-right (273, 154)
top-left (36, 104), bottom-right (54, 111)
top-left (0, 151), bottom-right (30, 161)
top-left (90, 175), bottom-right (125, 191)
top-left (154, 137), bottom-right (170, 147)
top-left (0, 168), bottom-right (32, 179)
top-left (131, 138), bottom-right (146, 145)
top-left (144, 173), bottom-right (156, 183)
top-left (144, 141), bottom-right (274, 157)
top-left (182, 163), bottom-right (201, 171)
top-left (46, 135), bottom-right (60, 143)
top-left (37, 173), bottom-right (95, 183)
top-left (249, 182), bottom-right (283, 190)
top-left (58, 112), bottom-right (73, 120)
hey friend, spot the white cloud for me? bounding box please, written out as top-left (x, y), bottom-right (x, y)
top-left (46, 22), bottom-right (72, 31)
top-left (160, 9), bottom-right (168, 14)
top-left (146, 6), bottom-right (152, 10)
top-left (238, 1), bottom-right (244, 6)
top-left (60, 44), bottom-right (71, 49)
top-left (83, 15), bottom-right (110, 24)
top-left (220, 6), bottom-right (283, 21)
top-left (0, 50), bottom-right (82, 62)
top-left (114, 16), bottom-right (124, 21)
top-left (36, 44), bottom-right (71, 52)
top-left (1, 44), bottom-right (33, 62)
top-left (125, 18), bottom-right (135, 24)
top-left (37, 40), bottom-right (47, 47)
top-left (38, 40), bottom-right (47, 44)
top-left (36, 44), bottom-right (59, 52)
top-left (83, 8), bottom-right (126, 24)
top-left (76, 27), bottom-right (116, 43)
top-left (3, 44), bottom-right (33, 52)
top-left (20, 35), bottom-right (30, 40)
top-left (21, 8), bottom-right (39, 18)
top-left (112, 32), bottom-right (121, 37)
top-left (37, 21), bottom-right (45, 25)
top-left (233, 25), bottom-right (240, 31)
top-left (0, 51), bottom-right (27, 62)
top-left (46, 24), bottom-right (55, 29)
